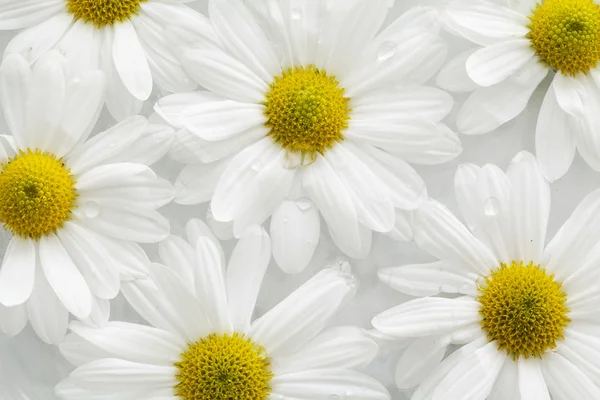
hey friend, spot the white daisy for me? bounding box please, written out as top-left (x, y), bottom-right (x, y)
top-left (0, 0), bottom-right (210, 120)
top-left (55, 218), bottom-right (389, 400)
top-left (0, 51), bottom-right (174, 345)
top-left (373, 151), bottom-right (600, 399)
top-left (439, 0), bottom-right (600, 181)
top-left (156, 0), bottom-right (462, 274)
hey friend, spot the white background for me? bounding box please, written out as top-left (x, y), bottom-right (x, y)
top-left (0, 0), bottom-right (597, 399)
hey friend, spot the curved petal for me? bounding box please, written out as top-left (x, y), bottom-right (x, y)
top-left (0, 237), bottom-right (35, 306)
top-left (112, 20), bottom-right (152, 101)
top-left (466, 39), bottom-right (534, 86)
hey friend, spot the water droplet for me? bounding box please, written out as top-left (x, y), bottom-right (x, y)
top-left (377, 41), bottom-right (397, 62)
top-left (328, 395), bottom-right (341, 400)
top-left (251, 160), bottom-right (262, 171)
top-left (291, 8), bottom-right (302, 20)
top-left (295, 199), bottom-right (312, 211)
top-left (282, 218), bottom-right (288, 223)
top-left (483, 197), bottom-right (500, 217)
top-left (83, 201), bottom-right (100, 219)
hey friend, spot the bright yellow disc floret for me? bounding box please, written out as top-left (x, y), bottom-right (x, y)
top-left (0, 149), bottom-right (77, 240)
top-left (528, 0), bottom-right (600, 76)
top-left (175, 332), bottom-right (273, 400)
top-left (66, 0), bottom-right (147, 28)
top-left (263, 65), bottom-right (351, 157)
top-left (477, 261), bottom-right (570, 359)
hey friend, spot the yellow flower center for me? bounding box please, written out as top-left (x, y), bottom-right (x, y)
top-left (175, 333), bottom-right (273, 400)
top-left (0, 150), bottom-right (77, 240)
top-left (65, 0), bottom-right (147, 28)
top-left (477, 261), bottom-right (570, 359)
top-left (528, 0), bottom-right (600, 76)
top-left (263, 65), bottom-right (351, 159)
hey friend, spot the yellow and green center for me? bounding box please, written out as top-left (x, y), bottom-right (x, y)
top-left (528, 0), bottom-right (600, 76)
top-left (175, 333), bottom-right (273, 400)
top-left (263, 65), bottom-right (351, 157)
top-left (477, 261), bottom-right (570, 359)
top-left (0, 150), bottom-right (77, 240)
top-left (65, 0), bottom-right (147, 28)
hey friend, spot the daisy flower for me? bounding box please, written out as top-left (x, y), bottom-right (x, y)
top-left (0, 0), bottom-right (210, 120)
top-left (55, 219), bottom-right (389, 400)
top-left (373, 151), bottom-right (600, 399)
top-left (439, 0), bottom-right (600, 181)
top-left (156, 1), bottom-right (462, 274)
top-left (0, 51), bottom-right (174, 345)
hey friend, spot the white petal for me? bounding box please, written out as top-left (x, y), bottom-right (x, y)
top-left (275, 326), bottom-right (378, 374)
top-left (27, 260), bottom-right (69, 344)
top-left (378, 260), bottom-right (478, 298)
top-left (349, 143), bottom-right (428, 210)
top-left (271, 199), bottom-right (320, 274)
top-left (518, 358), bottom-right (550, 399)
top-left (412, 337), bottom-right (488, 400)
top-left (0, 302), bottom-right (27, 337)
top-left (535, 84), bottom-right (577, 182)
top-left (542, 352), bottom-right (600, 400)
top-left (39, 234), bottom-right (92, 319)
top-left (180, 48), bottom-right (268, 103)
top-left (112, 20), bottom-right (152, 101)
top-left (24, 50), bottom-right (66, 151)
top-left (396, 336), bottom-right (450, 389)
top-left (302, 153), bottom-right (361, 254)
top-left (68, 359), bottom-right (176, 392)
top-left (55, 70), bottom-right (106, 157)
top-left (414, 200), bottom-right (498, 275)
top-left (436, 49), bottom-right (479, 92)
top-left (157, 235), bottom-right (195, 292)
top-left (466, 39), bottom-right (534, 86)
top-left (57, 222), bottom-right (119, 300)
top-left (553, 73), bottom-right (586, 118)
top-left (250, 264), bottom-right (356, 357)
top-left (352, 86), bottom-right (453, 123)
top-left (0, 54), bottom-right (30, 148)
top-left (226, 226), bottom-right (271, 332)
top-left (3, 11), bottom-right (70, 65)
top-left (372, 297), bottom-right (480, 338)
top-left (0, 0), bottom-right (63, 29)
top-left (432, 340), bottom-right (506, 400)
top-left (181, 100), bottom-right (265, 141)
top-left (489, 357), bottom-right (519, 400)
top-left (109, 123), bottom-right (175, 166)
top-left (457, 57), bottom-right (548, 134)
top-left (271, 369), bottom-right (389, 400)
top-left (69, 321), bottom-right (185, 365)
top-left (443, 0), bottom-right (529, 46)
top-left (559, 326), bottom-right (600, 385)
top-left (454, 163), bottom-right (481, 230)
top-left (54, 19), bottom-right (103, 73)
top-left (102, 26), bottom-right (143, 121)
top-left (346, 118), bottom-right (462, 166)
top-left (74, 204), bottom-right (169, 244)
top-left (85, 232), bottom-right (149, 281)
top-left (67, 115), bottom-right (148, 174)
top-left (193, 237), bottom-right (232, 333)
top-left (507, 151), bottom-right (550, 263)
top-left (0, 237), bottom-right (35, 306)
top-left (175, 159), bottom-right (228, 205)
top-left (326, 144), bottom-right (395, 232)
top-left (211, 138), bottom-right (290, 224)
top-left (146, 262), bottom-right (212, 342)
top-left (208, 0), bottom-right (280, 82)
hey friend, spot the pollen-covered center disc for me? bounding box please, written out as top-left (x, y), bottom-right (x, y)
top-left (263, 65), bottom-right (351, 156)
top-left (0, 150), bottom-right (77, 240)
top-left (477, 261), bottom-right (570, 359)
top-left (66, 0), bottom-right (147, 28)
top-left (528, 0), bottom-right (600, 76)
top-left (175, 332), bottom-right (273, 400)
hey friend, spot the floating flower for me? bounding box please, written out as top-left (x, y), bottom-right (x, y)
top-left (56, 219), bottom-right (389, 400)
top-left (0, 0), bottom-right (210, 120)
top-left (440, 0), bottom-right (600, 181)
top-left (0, 51), bottom-right (174, 345)
top-left (156, 1), bottom-right (462, 274)
top-left (373, 151), bottom-right (600, 398)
